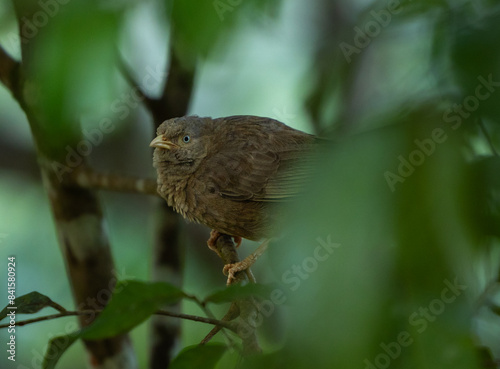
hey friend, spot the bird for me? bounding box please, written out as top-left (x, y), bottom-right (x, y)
top-left (150, 115), bottom-right (317, 283)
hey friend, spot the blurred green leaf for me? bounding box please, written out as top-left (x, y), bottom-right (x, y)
top-left (451, 4), bottom-right (500, 124)
top-left (395, 0), bottom-right (449, 18)
top-left (42, 333), bottom-right (79, 369)
top-left (264, 122), bottom-right (404, 369)
top-left (391, 108), bottom-right (479, 369)
top-left (258, 106), bottom-right (481, 368)
top-left (26, 0), bottom-right (123, 154)
top-left (80, 280), bottom-right (186, 340)
top-left (0, 291), bottom-right (64, 320)
top-left (169, 343), bottom-right (227, 369)
top-left (168, 0), bottom-right (279, 60)
top-left (467, 156), bottom-right (500, 239)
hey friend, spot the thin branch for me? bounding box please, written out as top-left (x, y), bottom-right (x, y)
top-left (0, 46), bottom-right (19, 94)
top-left (0, 311), bottom-right (88, 328)
top-left (67, 167), bottom-right (159, 196)
top-left (155, 310), bottom-right (234, 329)
top-left (0, 135), bottom-right (39, 180)
top-left (116, 52), bottom-right (156, 112)
top-left (0, 309), bottom-right (234, 330)
top-left (201, 304), bottom-right (239, 345)
top-left (187, 292), bottom-right (238, 347)
top-left (157, 45), bottom-right (195, 123)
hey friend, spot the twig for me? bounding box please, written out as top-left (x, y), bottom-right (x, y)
top-left (116, 51), bottom-right (157, 113)
top-left (67, 167), bottom-right (159, 196)
top-left (187, 293), bottom-right (238, 347)
top-left (0, 46), bottom-right (19, 94)
top-left (0, 309), bottom-right (234, 330)
top-left (155, 310), bottom-right (234, 329)
top-left (0, 311), bottom-right (89, 328)
top-left (158, 46), bottom-right (195, 122)
top-left (200, 303), bottom-right (239, 345)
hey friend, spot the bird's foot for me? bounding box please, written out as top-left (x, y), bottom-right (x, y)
top-left (207, 230), bottom-right (241, 252)
top-left (223, 257), bottom-right (256, 285)
top-left (206, 230), bottom-right (221, 252)
top-left (223, 239), bottom-right (270, 285)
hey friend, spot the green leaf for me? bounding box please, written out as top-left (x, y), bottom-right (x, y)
top-left (80, 280), bottom-right (186, 340)
top-left (42, 334), bottom-right (79, 369)
top-left (263, 108), bottom-right (481, 368)
top-left (41, 280), bottom-right (187, 366)
top-left (27, 1), bottom-right (123, 157)
top-left (204, 283), bottom-right (278, 304)
top-left (0, 292), bottom-right (64, 321)
top-left (451, 5), bottom-right (500, 124)
top-left (168, 0), bottom-right (279, 59)
top-left (170, 344), bottom-right (227, 369)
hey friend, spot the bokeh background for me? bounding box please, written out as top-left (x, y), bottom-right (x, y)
top-left (1, 0), bottom-right (500, 368)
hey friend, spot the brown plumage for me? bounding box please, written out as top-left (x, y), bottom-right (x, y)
top-left (151, 115), bottom-right (316, 243)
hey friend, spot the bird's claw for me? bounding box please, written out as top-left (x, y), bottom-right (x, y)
top-left (223, 258), bottom-right (255, 285)
top-left (207, 230), bottom-right (242, 252)
top-left (207, 230), bottom-right (222, 252)
top-left (223, 263), bottom-right (239, 285)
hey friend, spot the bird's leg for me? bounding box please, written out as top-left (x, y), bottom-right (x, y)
top-left (206, 230), bottom-right (221, 252)
top-left (223, 239), bottom-right (270, 285)
top-left (207, 230), bottom-right (258, 284)
top-left (202, 232), bottom-right (262, 353)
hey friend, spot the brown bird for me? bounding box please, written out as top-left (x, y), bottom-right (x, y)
top-left (151, 115), bottom-right (317, 283)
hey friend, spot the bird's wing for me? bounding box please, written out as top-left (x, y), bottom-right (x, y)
top-left (253, 146), bottom-right (315, 202)
top-left (201, 118), bottom-right (316, 202)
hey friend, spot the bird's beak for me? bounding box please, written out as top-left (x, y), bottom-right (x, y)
top-left (150, 135), bottom-right (177, 150)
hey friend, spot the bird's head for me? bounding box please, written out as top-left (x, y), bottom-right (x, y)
top-left (151, 116), bottom-right (214, 176)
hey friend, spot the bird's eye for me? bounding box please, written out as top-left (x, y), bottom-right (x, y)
top-left (182, 135), bottom-right (190, 143)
